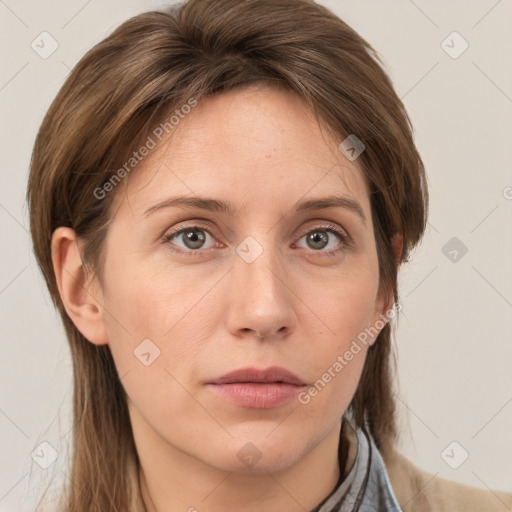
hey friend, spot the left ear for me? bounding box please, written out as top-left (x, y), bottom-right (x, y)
top-left (371, 233), bottom-right (403, 344)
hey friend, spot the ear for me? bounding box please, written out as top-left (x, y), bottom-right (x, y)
top-left (51, 227), bottom-right (109, 345)
top-left (384, 232), bottom-right (403, 311)
top-left (370, 233), bottom-right (404, 345)
top-left (391, 232), bottom-right (403, 269)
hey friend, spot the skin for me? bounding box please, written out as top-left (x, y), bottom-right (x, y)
top-left (52, 84), bottom-right (402, 512)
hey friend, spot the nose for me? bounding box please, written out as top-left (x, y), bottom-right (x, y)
top-left (224, 241), bottom-right (297, 342)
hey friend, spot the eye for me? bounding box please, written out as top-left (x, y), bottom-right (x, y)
top-left (294, 225), bottom-right (349, 255)
top-left (163, 225), bottom-right (218, 254)
top-left (162, 222), bottom-right (350, 257)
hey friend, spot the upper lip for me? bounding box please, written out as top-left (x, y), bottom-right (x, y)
top-left (207, 366), bottom-right (306, 386)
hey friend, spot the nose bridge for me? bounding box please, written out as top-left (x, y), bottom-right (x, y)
top-left (234, 233), bottom-right (285, 294)
top-left (227, 232), bottom-right (295, 338)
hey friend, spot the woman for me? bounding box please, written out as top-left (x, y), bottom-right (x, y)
top-left (26, 0), bottom-right (512, 510)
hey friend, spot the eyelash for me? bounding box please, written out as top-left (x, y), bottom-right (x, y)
top-left (162, 222), bottom-right (351, 258)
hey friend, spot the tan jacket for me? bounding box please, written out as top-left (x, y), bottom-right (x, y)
top-left (381, 444), bottom-right (512, 511)
top-left (335, 417), bottom-right (512, 512)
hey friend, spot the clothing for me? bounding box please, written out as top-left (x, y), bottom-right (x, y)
top-left (311, 415), bottom-right (401, 512)
top-left (311, 414), bottom-right (512, 512)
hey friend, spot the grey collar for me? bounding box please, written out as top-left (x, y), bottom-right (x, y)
top-left (312, 415), bottom-right (401, 512)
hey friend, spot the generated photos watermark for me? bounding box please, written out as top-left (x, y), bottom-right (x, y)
top-left (93, 97), bottom-right (198, 200)
top-left (298, 302), bottom-right (402, 405)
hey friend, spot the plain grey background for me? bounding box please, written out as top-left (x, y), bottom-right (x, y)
top-left (1, 0), bottom-right (511, 510)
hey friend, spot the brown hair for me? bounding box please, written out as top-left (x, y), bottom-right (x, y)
top-left (27, 0), bottom-right (428, 509)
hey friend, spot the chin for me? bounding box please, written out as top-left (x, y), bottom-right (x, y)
top-left (209, 437), bottom-right (306, 475)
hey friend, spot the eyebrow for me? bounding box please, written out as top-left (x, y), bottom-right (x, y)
top-left (143, 194), bottom-right (366, 224)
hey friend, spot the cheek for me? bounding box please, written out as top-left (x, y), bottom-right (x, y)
top-left (296, 298), bottom-right (373, 418)
top-left (101, 261), bottom-right (218, 384)
top-left (301, 264), bottom-right (380, 349)
top-left (101, 266), bottom-right (210, 430)
top-left (294, 267), bottom-right (380, 408)
top-left (103, 259), bottom-right (202, 339)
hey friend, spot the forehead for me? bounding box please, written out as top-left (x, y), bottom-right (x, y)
top-left (113, 85), bottom-right (371, 219)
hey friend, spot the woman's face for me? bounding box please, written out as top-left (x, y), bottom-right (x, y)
top-left (90, 85), bottom-right (393, 473)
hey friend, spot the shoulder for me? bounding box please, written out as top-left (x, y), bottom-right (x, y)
top-left (381, 445), bottom-right (512, 512)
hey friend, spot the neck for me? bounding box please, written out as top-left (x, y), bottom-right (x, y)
top-left (133, 413), bottom-right (345, 512)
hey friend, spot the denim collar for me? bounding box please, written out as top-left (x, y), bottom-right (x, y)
top-left (311, 414), bottom-right (401, 512)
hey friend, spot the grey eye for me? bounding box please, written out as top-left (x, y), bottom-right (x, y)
top-left (168, 228), bottom-right (215, 250)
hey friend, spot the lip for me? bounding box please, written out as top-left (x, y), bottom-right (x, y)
top-left (206, 366), bottom-right (307, 409)
top-left (207, 366), bottom-right (306, 386)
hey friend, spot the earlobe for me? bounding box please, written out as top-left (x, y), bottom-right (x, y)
top-left (51, 227), bottom-right (109, 345)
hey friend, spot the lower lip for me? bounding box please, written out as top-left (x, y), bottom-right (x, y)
top-left (207, 383), bottom-right (304, 409)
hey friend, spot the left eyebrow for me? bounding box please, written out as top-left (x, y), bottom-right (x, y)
top-left (294, 195), bottom-right (366, 225)
top-left (143, 194), bottom-right (366, 225)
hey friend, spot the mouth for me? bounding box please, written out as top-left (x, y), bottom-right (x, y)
top-left (206, 366), bottom-right (307, 409)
